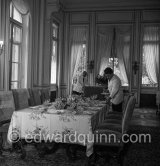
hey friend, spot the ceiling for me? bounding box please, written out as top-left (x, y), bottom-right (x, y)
top-left (58, 0), bottom-right (160, 11)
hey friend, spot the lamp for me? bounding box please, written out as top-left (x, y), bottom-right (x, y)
top-left (87, 60), bottom-right (94, 73)
top-left (133, 61), bottom-right (139, 74)
top-left (0, 41), bottom-right (4, 56)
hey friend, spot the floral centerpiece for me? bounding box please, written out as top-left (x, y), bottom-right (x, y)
top-left (54, 97), bottom-right (67, 110)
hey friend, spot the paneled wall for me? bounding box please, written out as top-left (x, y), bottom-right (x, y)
top-left (56, 8), bottom-right (160, 106)
top-left (0, 0), bottom-right (160, 107)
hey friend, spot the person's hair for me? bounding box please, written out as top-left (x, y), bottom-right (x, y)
top-left (104, 67), bottom-right (113, 74)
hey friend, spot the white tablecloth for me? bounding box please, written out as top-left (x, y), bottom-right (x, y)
top-left (7, 101), bottom-right (107, 156)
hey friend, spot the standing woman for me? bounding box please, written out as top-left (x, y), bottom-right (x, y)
top-left (104, 67), bottom-right (123, 112)
top-left (72, 71), bottom-right (88, 95)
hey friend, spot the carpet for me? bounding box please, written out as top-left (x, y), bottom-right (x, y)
top-left (1, 125), bottom-right (160, 166)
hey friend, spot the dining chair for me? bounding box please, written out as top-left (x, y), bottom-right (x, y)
top-left (104, 93), bottom-right (133, 122)
top-left (0, 91), bottom-right (15, 156)
top-left (93, 95), bottom-right (136, 166)
top-left (30, 88), bottom-right (42, 106)
top-left (156, 91), bottom-right (160, 115)
top-left (40, 88), bottom-right (50, 103)
top-left (28, 88), bottom-right (35, 106)
top-left (12, 89), bottom-right (29, 110)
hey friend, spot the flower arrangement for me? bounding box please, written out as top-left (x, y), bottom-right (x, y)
top-left (54, 97), bottom-right (67, 110)
top-left (95, 74), bottom-right (108, 85)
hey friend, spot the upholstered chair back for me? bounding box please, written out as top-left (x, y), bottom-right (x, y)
top-left (28, 88), bottom-right (35, 106)
top-left (12, 89), bottom-right (29, 110)
top-left (122, 93), bottom-right (134, 114)
top-left (122, 95), bottom-right (136, 134)
top-left (40, 88), bottom-right (50, 103)
top-left (31, 88), bottom-right (41, 105)
top-left (0, 91), bottom-right (15, 122)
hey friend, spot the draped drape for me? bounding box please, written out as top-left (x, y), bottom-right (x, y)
top-left (96, 25), bottom-right (131, 86)
top-left (12, 0), bottom-right (29, 15)
top-left (27, 0), bottom-right (45, 86)
top-left (0, 0), bottom-right (10, 90)
top-left (70, 27), bottom-right (87, 94)
top-left (116, 26), bottom-right (131, 86)
top-left (71, 27), bottom-right (87, 79)
top-left (96, 27), bottom-right (112, 75)
top-left (143, 27), bottom-right (159, 85)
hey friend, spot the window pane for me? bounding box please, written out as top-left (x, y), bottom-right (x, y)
top-left (142, 26), bottom-right (159, 87)
top-left (51, 41), bottom-right (57, 84)
top-left (13, 26), bottom-right (22, 42)
top-left (11, 63), bottom-right (19, 81)
top-left (10, 3), bottom-right (12, 18)
top-left (11, 82), bottom-right (18, 89)
top-left (13, 7), bottom-right (22, 23)
top-left (12, 45), bottom-right (19, 62)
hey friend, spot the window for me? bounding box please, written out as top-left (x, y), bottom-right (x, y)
top-left (9, 2), bottom-right (29, 89)
top-left (97, 25), bottom-right (131, 86)
top-left (141, 26), bottom-right (159, 87)
top-left (50, 23), bottom-right (59, 84)
top-left (10, 3), bottom-right (23, 89)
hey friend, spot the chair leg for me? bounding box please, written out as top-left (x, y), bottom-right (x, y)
top-left (65, 144), bottom-right (79, 161)
top-left (157, 105), bottom-right (160, 115)
top-left (0, 133), bottom-right (3, 156)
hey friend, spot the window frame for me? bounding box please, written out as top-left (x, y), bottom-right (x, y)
top-left (9, 4), bottom-right (23, 89)
top-left (95, 24), bottom-right (132, 88)
top-left (140, 23), bottom-right (160, 89)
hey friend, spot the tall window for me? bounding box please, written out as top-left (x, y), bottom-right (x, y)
top-left (142, 26), bottom-right (159, 87)
top-left (50, 23), bottom-right (59, 84)
top-left (97, 25), bottom-right (131, 86)
top-left (10, 3), bottom-right (23, 89)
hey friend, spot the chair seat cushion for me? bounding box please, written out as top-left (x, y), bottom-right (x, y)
top-left (105, 114), bottom-right (122, 120)
top-left (96, 122), bottom-right (122, 133)
top-left (105, 112), bottom-right (123, 120)
top-left (107, 111), bottom-right (122, 116)
top-left (103, 119), bottom-right (122, 124)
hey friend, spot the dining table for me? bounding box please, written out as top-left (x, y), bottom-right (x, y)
top-left (7, 99), bottom-right (108, 158)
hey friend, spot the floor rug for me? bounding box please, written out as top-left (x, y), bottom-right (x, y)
top-left (1, 125), bottom-right (160, 166)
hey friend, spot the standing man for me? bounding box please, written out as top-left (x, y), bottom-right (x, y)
top-left (104, 67), bottom-right (123, 112)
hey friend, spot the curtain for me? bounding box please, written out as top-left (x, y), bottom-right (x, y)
top-left (96, 25), bottom-right (131, 86)
top-left (96, 27), bottom-right (112, 75)
top-left (27, 0), bottom-right (45, 86)
top-left (71, 27), bottom-right (87, 79)
top-left (0, 0), bottom-right (10, 90)
top-left (12, 0), bottom-right (29, 15)
top-left (70, 26), bottom-right (87, 94)
top-left (143, 27), bottom-right (159, 85)
top-left (116, 26), bottom-right (131, 86)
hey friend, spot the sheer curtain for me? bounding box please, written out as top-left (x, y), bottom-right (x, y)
top-left (96, 25), bottom-right (131, 86)
top-left (116, 26), bottom-right (131, 86)
top-left (70, 27), bottom-right (87, 93)
top-left (71, 27), bottom-right (87, 78)
top-left (96, 27), bottom-right (112, 75)
top-left (143, 26), bottom-right (159, 85)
